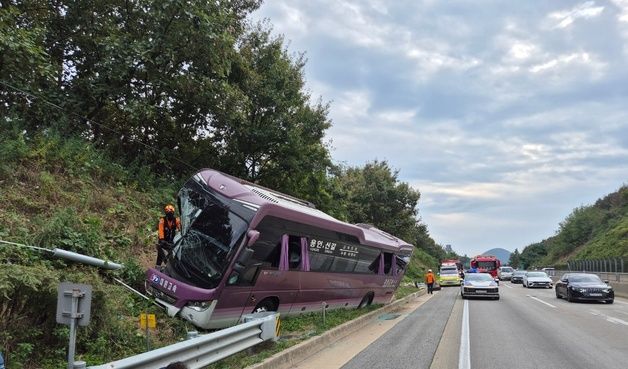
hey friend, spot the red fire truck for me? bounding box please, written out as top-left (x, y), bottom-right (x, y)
top-left (470, 255), bottom-right (501, 278)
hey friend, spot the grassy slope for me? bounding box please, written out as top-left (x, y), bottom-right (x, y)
top-left (0, 131), bottom-right (194, 368)
top-left (0, 130), bottom-right (440, 368)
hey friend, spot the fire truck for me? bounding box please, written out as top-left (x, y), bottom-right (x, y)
top-left (470, 255), bottom-right (501, 278)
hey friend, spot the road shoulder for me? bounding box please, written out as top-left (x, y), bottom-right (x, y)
top-left (246, 290), bottom-right (430, 369)
top-left (430, 292), bottom-right (462, 369)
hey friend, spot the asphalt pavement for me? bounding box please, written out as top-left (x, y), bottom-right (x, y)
top-left (341, 287), bottom-right (458, 369)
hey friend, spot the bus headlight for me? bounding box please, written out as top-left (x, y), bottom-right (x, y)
top-left (187, 300), bottom-right (213, 312)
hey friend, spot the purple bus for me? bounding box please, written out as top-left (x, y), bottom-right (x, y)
top-left (145, 169), bottom-right (414, 329)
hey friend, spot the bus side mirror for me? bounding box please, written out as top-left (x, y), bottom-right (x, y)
top-left (247, 229), bottom-right (260, 247)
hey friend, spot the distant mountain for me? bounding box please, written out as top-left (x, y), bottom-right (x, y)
top-left (482, 248), bottom-right (512, 265)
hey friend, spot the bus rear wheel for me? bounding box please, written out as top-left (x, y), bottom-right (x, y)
top-left (357, 292), bottom-right (374, 309)
top-left (253, 298), bottom-right (278, 313)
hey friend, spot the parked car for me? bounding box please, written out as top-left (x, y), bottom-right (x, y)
top-left (523, 271), bottom-right (553, 288)
top-left (461, 273), bottom-right (499, 300)
top-left (511, 270), bottom-right (527, 284)
top-left (555, 273), bottom-right (614, 304)
top-left (498, 266), bottom-right (514, 281)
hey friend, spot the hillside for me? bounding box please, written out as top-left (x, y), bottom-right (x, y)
top-left (518, 186), bottom-right (628, 268)
top-left (0, 130), bottom-right (442, 368)
top-left (0, 130), bottom-right (192, 368)
top-left (482, 248), bottom-right (511, 265)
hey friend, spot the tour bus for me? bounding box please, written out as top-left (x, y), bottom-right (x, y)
top-left (145, 169), bottom-right (414, 329)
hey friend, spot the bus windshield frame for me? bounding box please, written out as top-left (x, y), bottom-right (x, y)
top-left (169, 178), bottom-right (251, 289)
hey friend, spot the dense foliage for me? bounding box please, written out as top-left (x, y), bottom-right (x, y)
top-left (0, 1), bottom-right (447, 367)
top-left (517, 186), bottom-right (628, 268)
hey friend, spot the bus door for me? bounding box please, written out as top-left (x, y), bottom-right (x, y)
top-left (246, 234), bottom-right (300, 316)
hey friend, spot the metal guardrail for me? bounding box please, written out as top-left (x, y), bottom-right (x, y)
top-left (87, 312), bottom-right (279, 369)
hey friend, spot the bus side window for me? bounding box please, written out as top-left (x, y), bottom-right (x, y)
top-left (356, 246), bottom-right (380, 274)
top-left (330, 256), bottom-right (357, 273)
top-left (383, 253), bottom-right (393, 274)
top-left (309, 252), bottom-right (333, 272)
top-left (288, 235), bottom-right (301, 270)
top-left (248, 235), bottom-right (281, 270)
top-left (395, 255), bottom-right (409, 274)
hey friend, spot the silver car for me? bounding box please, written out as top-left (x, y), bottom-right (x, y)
top-left (461, 273), bottom-right (500, 300)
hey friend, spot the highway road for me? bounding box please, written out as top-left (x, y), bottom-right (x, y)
top-left (329, 281), bottom-right (628, 369)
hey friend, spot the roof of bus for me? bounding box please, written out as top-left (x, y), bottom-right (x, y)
top-left (195, 169), bottom-right (413, 253)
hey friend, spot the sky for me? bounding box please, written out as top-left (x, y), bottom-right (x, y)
top-left (249, 0), bottom-right (628, 257)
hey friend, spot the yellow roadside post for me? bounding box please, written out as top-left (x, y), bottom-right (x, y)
top-left (140, 313), bottom-right (157, 350)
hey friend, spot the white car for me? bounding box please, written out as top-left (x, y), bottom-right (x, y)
top-left (461, 273), bottom-right (500, 300)
top-left (498, 266), bottom-right (514, 281)
top-left (522, 271), bottom-right (553, 288)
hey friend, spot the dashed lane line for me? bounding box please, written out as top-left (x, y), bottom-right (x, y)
top-left (590, 310), bottom-right (628, 326)
top-left (502, 284), bottom-right (513, 289)
top-left (458, 299), bottom-right (470, 369)
top-left (526, 295), bottom-right (557, 308)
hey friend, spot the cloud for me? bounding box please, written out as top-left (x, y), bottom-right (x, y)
top-left (251, 1), bottom-right (628, 255)
top-left (549, 1), bottom-right (605, 29)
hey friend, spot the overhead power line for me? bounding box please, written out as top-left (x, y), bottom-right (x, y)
top-left (0, 79), bottom-right (196, 172)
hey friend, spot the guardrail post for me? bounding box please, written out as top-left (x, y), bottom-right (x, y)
top-left (186, 331), bottom-right (199, 340)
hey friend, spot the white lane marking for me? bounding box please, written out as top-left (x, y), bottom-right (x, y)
top-left (502, 284), bottom-right (513, 289)
top-left (614, 300), bottom-right (628, 306)
top-left (590, 310), bottom-right (628, 326)
top-left (526, 295), bottom-right (557, 308)
top-left (459, 299), bottom-right (471, 369)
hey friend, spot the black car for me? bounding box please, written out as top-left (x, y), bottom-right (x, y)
top-left (511, 270), bottom-right (527, 284)
top-left (555, 273), bottom-right (614, 304)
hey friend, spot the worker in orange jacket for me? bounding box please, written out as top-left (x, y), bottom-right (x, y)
top-left (156, 204), bottom-right (181, 267)
top-left (425, 269), bottom-right (436, 294)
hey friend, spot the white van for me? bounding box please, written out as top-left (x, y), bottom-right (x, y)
top-left (498, 266), bottom-right (514, 280)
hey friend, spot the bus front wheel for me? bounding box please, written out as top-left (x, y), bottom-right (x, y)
top-left (357, 292), bottom-right (374, 309)
top-left (253, 298), bottom-right (278, 313)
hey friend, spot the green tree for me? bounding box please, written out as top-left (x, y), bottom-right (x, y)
top-left (0, 2), bottom-right (55, 127)
top-left (509, 248), bottom-right (521, 268)
top-left (519, 242), bottom-right (547, 269)
top-left (214, 26), bottom-right (334, 205)
top-left (332, 160), bottom-right (420, 240)
top-left (1, 0), bottom-right (262, 174)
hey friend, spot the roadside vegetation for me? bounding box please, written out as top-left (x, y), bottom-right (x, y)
top-left (511, 186), bottom-right (628, 269)
top-left (0, 128), bottom-right (436, 368)
top-left (0, 1), bottom-right (451, 367)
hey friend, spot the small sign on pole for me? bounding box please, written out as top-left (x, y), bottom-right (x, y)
top-left (56, 282), bottom-right (92, 369)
